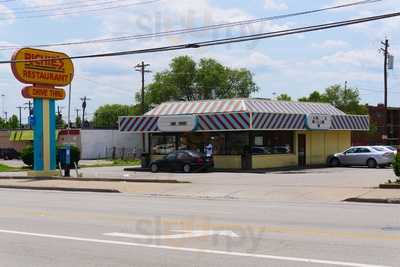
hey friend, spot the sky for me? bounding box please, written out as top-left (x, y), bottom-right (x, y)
top-left (0, 0), bottom-right (399, 123)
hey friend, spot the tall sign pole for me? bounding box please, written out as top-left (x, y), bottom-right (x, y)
top-left (11, 48), bottom-right (74, 176)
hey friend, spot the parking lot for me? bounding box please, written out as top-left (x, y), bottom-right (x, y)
top-left (67, 165), bottom-right (398, 202)
top-left (0, 159), bottom-right (396, 202)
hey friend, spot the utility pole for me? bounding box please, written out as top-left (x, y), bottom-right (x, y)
top-left (381, 39), bottom-right (389, 108)
top-left (75, 108), bottom-right (81, 128)
top-left (135, 61), bottom-right (151, 158)
top-left (380, 39), bottom-right (390, 144)
top-left (16, 106), bottom-right (25, 129)
top-left (24, 101), bottom-right (33, 129)
top-left (57, 106), bottom-right (64, 129)
top-left (135, 61), bottom-right (151, 115)
top-left (80, 97), bottom-right (91, 129)
top-left (67, 83), bottom-right (72, 129)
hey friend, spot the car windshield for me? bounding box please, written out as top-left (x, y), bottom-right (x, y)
top-left (372, 147), bottom-right (385, 152)
top-left (385, 146), bottom-right (397, 151)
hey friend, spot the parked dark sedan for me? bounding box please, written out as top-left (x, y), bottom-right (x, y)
top-left (150, 150), bottom-right (214, 173)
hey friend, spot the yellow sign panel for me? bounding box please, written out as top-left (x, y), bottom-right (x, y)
top-left (12, 48), bottom-right (74, 86)
top-left (22, 86), bottom-right (66, 100)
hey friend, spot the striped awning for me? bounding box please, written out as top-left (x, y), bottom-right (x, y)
top-left (120, 98), bottom-right (369, 133)
top-left (145, 98), bottom-right (346, 116)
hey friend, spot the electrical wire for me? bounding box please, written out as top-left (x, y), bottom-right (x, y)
top-left (0, 0), bottom-right (383, 50)
top-left (0, 0), bottom-right (161, 20)
top-left (1, 11), bottom-right (399, 64)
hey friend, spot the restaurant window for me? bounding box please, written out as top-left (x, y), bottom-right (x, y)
top-left (252, 131), bottom-right (294, 155)
top-left (226, 132), bottom-right (249, 155)
top-left (178, 133), bottom-right (226, 155)
top-left (151, 134), bottom-right (177, 155)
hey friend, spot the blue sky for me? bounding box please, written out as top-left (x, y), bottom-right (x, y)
top-left (0, 0), bottom-right (399, 122)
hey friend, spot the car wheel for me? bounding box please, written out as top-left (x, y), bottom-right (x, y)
top-left (329, 157), bottom-right (340, 167)
top-left (183, 164), bottom-right (191, 173)
top-left (151, 164), bottom-right (159, 173)
top-left (367, 159), bottom-right (377, 169)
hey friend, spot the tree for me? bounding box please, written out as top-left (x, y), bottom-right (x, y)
top-left (276, 94), bottom-right (292, 101)
top-left (298, 91), bottom-right (325, 103)
top-left (75, 116), bottom-right (82, 128)
top-left (140, 56), bottom-right (259, 107)
top-left (7, 115), bottom-right (19, 129)
top-left (92, 104), bottom-right (137, 129)
top-left (299, 85), bottom-right (367, 115)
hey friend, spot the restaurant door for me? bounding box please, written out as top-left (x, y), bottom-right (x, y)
top-left (298, 134), bottom-right (306, 168)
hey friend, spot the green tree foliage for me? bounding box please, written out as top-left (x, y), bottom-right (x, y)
top-left (393, 153), bottom-right (400, 178)
top-left (75, 116), bottom-right (82, 128)
top-left (92, 104), bottom-right (137, 129)
top-left (7, 115), bottom-right (19, 129)
top-left (276, 94), bottom-right (292, 101)
top-left (139, 56), bottom-right (259, 107)
top-left (298, 85), bottom-right (367, 115)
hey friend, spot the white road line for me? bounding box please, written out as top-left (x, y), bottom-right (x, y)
top-left (0, 229), bottom-right (390, 267)
top-left (104, 230), bottom-right (239, 240)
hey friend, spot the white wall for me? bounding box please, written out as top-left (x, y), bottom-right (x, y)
top-left (80, 130), bottom-right (142, 160)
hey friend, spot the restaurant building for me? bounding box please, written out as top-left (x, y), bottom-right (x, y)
top-left (119, 98), bottom-right (369, 170)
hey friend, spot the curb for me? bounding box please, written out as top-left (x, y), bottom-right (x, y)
top-left (344, 197), bottom-right (400, 204)
top-left (379, 184), bottom-right (400, 189)
top-left (0, 176), bottom-right (187, 184)
top-left (0, 185), bottom-right (120, 193)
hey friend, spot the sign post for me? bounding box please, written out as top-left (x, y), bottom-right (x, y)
top-left (11, 48), bottom-right (74, 176)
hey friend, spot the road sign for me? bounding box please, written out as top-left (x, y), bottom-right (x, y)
top-left (11, 47), bottom-right (74, 175)
top-left (11, 48), bottom-right (74, 86)
top-left (22, 86), bottom-right (66, 100)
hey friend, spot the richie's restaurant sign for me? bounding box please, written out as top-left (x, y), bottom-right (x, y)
top-left (11, 48), bottom-right (74, 97)
top-left (11, 47), bottom-right (74, 174)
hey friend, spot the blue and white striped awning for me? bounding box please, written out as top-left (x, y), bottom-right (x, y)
top-left (120, 98), bottom-right (369, 132)
top-left (145, 98), bottom-right (346, 116)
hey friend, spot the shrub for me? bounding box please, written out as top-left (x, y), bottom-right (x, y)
top-left (21, 145), bottom-right (81, 168)
top-left (21, 146), bottom-right (34, 166)
top-left (393, 153), bottom-right (400, 178)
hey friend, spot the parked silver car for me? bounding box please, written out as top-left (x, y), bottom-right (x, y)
top-left (328, 146), bottom-right (394, 168)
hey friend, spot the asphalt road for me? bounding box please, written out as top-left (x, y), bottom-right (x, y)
top-left (0, 189), bottom-right (399, 267)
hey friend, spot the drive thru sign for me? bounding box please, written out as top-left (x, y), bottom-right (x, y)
top-left (11, 48), bottom-right (74, 175)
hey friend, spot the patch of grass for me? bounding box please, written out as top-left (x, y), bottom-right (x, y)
top-left (0, 164), bottom-right (25, 172)
top-left (112, 159), bottom-right (141, 166)
top-left (79, 159), bottom-right (141, 169)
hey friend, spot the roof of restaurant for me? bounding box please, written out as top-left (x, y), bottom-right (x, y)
top-left (145, 98), bottom-right (346, 116)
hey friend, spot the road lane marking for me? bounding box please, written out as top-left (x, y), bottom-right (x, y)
top-left (104, 230), bottom-right (239, 240)
top-left (0, 229), bottom-right (390, 267)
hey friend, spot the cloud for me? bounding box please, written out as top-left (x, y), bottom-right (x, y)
top-left (312, 40), bottom-right (349, 49)
top-left (264, 0), bottom-right (288, 11)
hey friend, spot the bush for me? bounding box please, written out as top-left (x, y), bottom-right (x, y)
top-left (21, 145), bottom-right (81, 168)
top-left (21, 146), bottom-right (34, 166)
top-left (393, 153), bottom-right (400, 178)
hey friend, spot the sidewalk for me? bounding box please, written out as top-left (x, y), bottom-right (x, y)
top-left (0, 166), bottom-right (398, 203)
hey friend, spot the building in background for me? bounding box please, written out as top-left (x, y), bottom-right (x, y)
top-left (120, 98), bottom-right (369, 170)
top-left (352, 104), bottom-right (400, 146)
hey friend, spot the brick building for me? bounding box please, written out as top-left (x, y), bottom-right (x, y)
top-left (352, 104), bottom-right (400, 146)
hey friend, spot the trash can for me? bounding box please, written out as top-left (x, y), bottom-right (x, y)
top-left (141, 153), bottom-right (151, 168)
top-left (58, 145), bottom-right (71, 177)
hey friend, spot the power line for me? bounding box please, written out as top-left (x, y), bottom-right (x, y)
top-left (0, 0), bottom-right (383, 50)
top-left (1, 11), bottom-right (400, 64)
top-left (1, 0), bottom-right (154, 15)
top-left (0, 0), bottom-right (161, 20)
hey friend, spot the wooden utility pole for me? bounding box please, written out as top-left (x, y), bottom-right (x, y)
top-left (380, 39), bottom-right (390, 144)
top-left (16, 106), bottom-right (25, 129)
top-left (135, 61), bottom-right (151, 115)
top-left (135, 61), bottom-right (151, 158)
top-left (381, 39), bottom-right (389, 108)
top-left (80, 97), bottom-right (91, 129)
